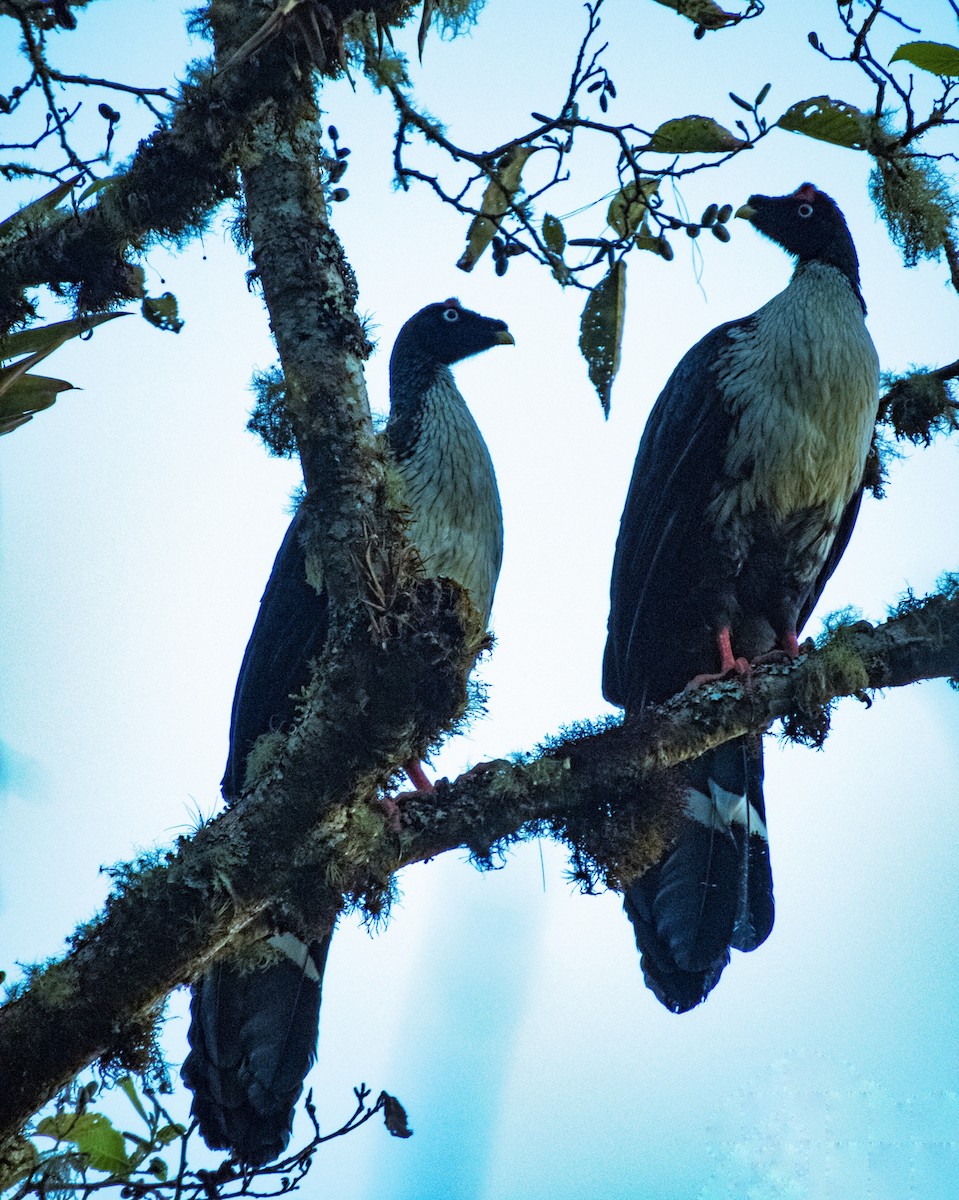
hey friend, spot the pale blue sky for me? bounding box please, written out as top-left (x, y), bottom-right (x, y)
top-left (2, 3), bottom-right (958, 1197)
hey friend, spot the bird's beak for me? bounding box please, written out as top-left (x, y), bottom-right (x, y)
top-left (735, 202), bottom-right (757, 221)
top-left (493, 330), bottom-right (516, 346)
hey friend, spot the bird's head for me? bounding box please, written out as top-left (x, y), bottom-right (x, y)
top-left (736, 184), bottom-right (860, 285)
top-left (393, 299), bottom-right (514, 367)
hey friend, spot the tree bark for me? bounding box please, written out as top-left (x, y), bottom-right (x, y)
top-left (2, 0), bottom-right (958, 1170)
top-left (0, 594), bottom-right (956, 1147)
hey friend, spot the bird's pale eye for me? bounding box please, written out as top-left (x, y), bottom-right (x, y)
top-left (797, 202), bottom-right (814, 219)
top-left (442, 307), bottom-right (460, 322)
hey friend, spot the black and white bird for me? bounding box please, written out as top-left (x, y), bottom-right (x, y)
top-left (603, 184), bottom-right (879, 1014)
top-left (182, 299), bottom-right (513, 1164)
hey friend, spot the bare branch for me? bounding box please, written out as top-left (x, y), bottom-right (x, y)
top-left (46, 69), bottom-right (175, 109)
top-left (14, 5), bottom-right (86, 173)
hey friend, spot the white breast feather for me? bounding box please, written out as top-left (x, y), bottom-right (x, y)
top-left (396, 376), bottom-right (503, 625)
top-left (711, 263), bottom-right (880, 528)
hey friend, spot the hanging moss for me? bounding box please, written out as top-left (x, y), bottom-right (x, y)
top-left (529, 716), bottom-right (685, 893)
top-left (881, 368), bottom-right (959, 445)
top-left (247, 363), bottom-right (298, 457)
top-left (434, 0), bottom-right (488, 36)
top-left (868, 152), bottom-right (958, 266)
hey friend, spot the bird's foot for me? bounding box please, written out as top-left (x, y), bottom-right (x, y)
top-left (753, 631), bottom-right (807, 667)
top-left (458, 758), bottom-right (510, 783)
top-left (686, 658), bottom-right (752, 690)
top-left (687, 625), bottom-right (760, 689)
top-left (372, 761), bottom-right (437, 833)
top-left (753, 648), bottom-right (793, 666)
top-left (403, 760), bottom-right (435, 794)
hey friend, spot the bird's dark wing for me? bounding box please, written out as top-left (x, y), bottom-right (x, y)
top-left (222, 506), bottom-right (328, 799)
top-left (196, 509), bottom-right (331, 1162)
top-left (603, 321), bottom-right (742, 709)
top-left (604, 319), bottom-right (777, 1015)
top-left (796, 485), bottom-right (864, 635)
top-left (183, 935), bottom-right (330, 1166)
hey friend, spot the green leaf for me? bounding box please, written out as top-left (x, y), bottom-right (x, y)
top-left (0, 175), bottom-right (81, 239)
top-left (149, 1157), bottom-right (169, 1181)
top-left (607, 178), bottom-right (660, 237)
top-left (141, 292), bottom-right (184, 333)
top-left (649, 0), bottom-right (739, 29)
top-left (379, 1092), bottom-right (413, 1139)
top-left (890, 40), bottom-right (959, 77)
top-left (155, 1123), bottom-right (187, 1146)
top-left (457, 146), bottom-right (536, 272)
top-left (36, 1113), bottom-right (132, 1177)
top-left (417, 0), bottom-right (436, 60)
top-left (118, 1077), bottom-right (149, 1124)
top-left (0, 371), bottom-right (74, 434)
top-left (0, 313), bottom-right (123, 435)
top-left (542, 213), bottom-right (566, 254)
top-left (777, 95), bottom-right (866, 149)
top-left (579, 259), bottom-right (627, 417)
top-left (631, 220), bottom-right (673, 260)
top-left (0, 313), bottom-right (123, 366)
top-left (77, 174), bottom-right (121, 204)
top-left (649, 116), bottom-right (744, 154)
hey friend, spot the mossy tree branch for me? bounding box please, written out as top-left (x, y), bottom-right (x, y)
top-left (2, 0), bottom-right (958, 1181)
top-left (0, 57), bottom-right (240, 327)
top-left (0, 0), bottom-right (420, 331)
top-left (209, 0), bottom-right (388, 612)
top-left (0, 590), bottom-right (957, 1148)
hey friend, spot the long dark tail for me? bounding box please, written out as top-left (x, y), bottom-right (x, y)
top-left (182, 933), bottom-right (331, 1165)
top-left (623, 736), bottom-right (773, 1013)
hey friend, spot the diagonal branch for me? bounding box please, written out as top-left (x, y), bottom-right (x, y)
top-left (0, 56), bottom-right (236, 325)
top-left (0, 0), bottom-right (408, 328)
top-left (0, 589), bottom-right (956, 1148)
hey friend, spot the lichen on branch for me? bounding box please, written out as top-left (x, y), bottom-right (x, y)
top-left (1, 589), bottom-right (957, 1149)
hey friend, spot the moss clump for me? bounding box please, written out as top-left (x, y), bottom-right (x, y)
top-left (97, 1002), bottom-right (167, 1085)
top-left (881, 369), bottom-right (958, 446)
top-left (248, 363), bottom-right (298, 457)
top-left (538, 718), bottom-right (685, 893)
top-left (868, 152), bottom-right (958, 265)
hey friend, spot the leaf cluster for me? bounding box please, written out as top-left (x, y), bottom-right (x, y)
top-left (379, 1), bottom-right (959, 412)
top-left (4, 1075), bottom-right (411, 1200)
top-left (0, 307), bottom-right (123, 435)
top-left (4, 2), bottom-right (957, 419)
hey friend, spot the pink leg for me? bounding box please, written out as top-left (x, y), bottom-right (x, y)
top-left (375, 760), bottom-right (434, 832)
top-left (779, 630), bottom-right (801, 658)
top-left (375, 795), bottom-right (404, 833)
top-left (754, 629), bottom-right (803, 666)
top-left (687, 627), bottom-right (751, 690)
top-left (716, 627), bottom-right (751, 675)
top-left (404, 760), bottom-right (435, 793)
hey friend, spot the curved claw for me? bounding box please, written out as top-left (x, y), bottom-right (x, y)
top-left (686, 658), bottom-right (751, 690)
